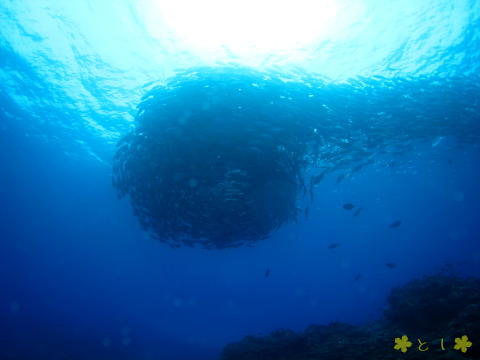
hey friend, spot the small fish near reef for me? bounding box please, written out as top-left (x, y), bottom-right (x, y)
top-left (328, 243), bottom-right (341, 250)
top-left (389, 220), bottom-right (402, 228)
top-left (343, 203), bottom-right (355, 210)
top-left (385, 262), bottom-right (397, 269)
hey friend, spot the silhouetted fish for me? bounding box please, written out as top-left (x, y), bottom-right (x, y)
top-left (385, 262), bottom-right (397, 269)
top-left (353, 207), bottom-right (363, 216)
top-left (389, 220), bottom-right (402, 228)
top-left (305, 206), bottom-right (309, 219)
top-left (265, 269), bottom-right (270, 277)
top-left (343, 203), bottom-right (355, 210)
top-left (309, 184), bottom-right (315, 201)
top-left (328, 243), bottom-right (341, 249)
top-left (354, 273), bottom-right (361, 282)
top-left (311, 172), bottom-right (325, 185)
top-left (336, 174), bottom-right (345, 184)
top-left (351, 164), bottom-right (363, 173)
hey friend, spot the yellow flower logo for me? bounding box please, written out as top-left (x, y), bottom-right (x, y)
top-left (394, 335), bottom-right (412, 353)
top-left (454, 335), bottom-right (472, 353)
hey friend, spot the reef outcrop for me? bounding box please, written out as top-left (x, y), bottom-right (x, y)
top-left (221, 274), bottom-right (480, 359)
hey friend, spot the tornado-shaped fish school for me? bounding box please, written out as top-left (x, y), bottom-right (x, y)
top-left (113, 66), bottom-right (480, 249)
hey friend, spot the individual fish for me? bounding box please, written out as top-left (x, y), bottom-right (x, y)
top-left (336, 174), bottom-right (345, 184)
top-left (311, 171), bottom-right (326, 185)
top-left (328, 243), bottom-right (341, 249)
top-left (385, 262), bottom-right (397, 269)
top-left (343, 203), bottom-right (355, 210)
top-left (353, 207), bottom-right (363, 216)
top-left (354, 273), bottom-right (361, 282)
top-left (351, 164), bottom-right (363, 173)
top-left (308, 170), bottom-right (328, 202)
top-left (432, 136), bottom-right (444, 147)
top-left (305, 206), bottom-right (309, 219)
top-left (265, 268), bottom-right (271, 277)
top-left (389, 220), bottom-right (402, 228)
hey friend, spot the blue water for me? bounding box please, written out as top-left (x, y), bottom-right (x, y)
top-left (1, 0), bottom-right (480, 359)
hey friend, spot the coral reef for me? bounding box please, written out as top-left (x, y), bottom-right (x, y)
top-left (221, 275), bottom-right (480, 359)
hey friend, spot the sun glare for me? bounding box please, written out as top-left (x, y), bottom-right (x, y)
top-left (146, 0), bottom-right (342, 57)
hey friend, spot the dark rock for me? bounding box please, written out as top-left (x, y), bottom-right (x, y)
top-left (221, 274), bottom-right (480, 360)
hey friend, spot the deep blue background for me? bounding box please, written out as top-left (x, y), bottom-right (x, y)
top-left (1, 120), bottom-right (479, 359)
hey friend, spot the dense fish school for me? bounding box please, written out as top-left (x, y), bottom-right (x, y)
top-left (113, 67), bottom-right (479, 249)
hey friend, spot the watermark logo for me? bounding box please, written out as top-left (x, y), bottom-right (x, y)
top-left (393, 335), bottom-right (412, 353)
top-left (393, 335), bottom-right (473, 353)
top-left (454, 335), bottom-right (473, 353)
